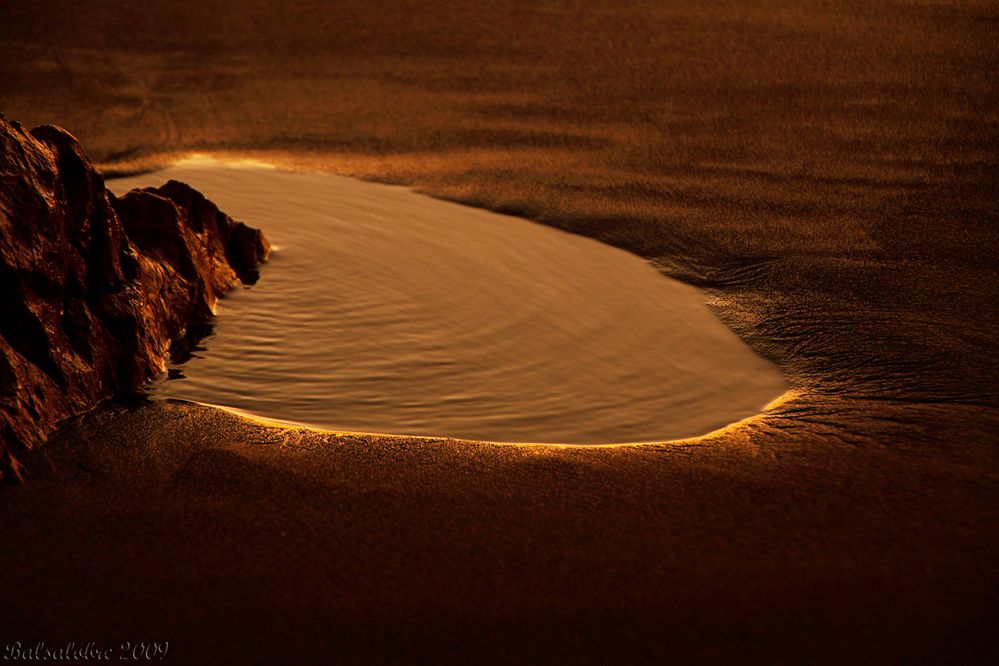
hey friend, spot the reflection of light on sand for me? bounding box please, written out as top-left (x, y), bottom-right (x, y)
top-left (110, 156), bottom-right (787, 445)
top-left (174, 153), bottom-right (280, 170)
top-left (178, 395), bottom-right (801, 449)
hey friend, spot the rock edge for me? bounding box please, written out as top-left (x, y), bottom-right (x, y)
top-left (0, 114), bottom-right (269, 482)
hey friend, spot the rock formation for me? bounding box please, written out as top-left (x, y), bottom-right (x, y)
top-left (0, 114), bottom-right (269, 482)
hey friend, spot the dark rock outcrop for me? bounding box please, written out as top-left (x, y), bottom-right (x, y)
top-left (0, 114), bottom-right (269, 482)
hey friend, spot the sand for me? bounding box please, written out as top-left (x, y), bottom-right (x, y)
top-left (0, 1), bottom-right (997, 663)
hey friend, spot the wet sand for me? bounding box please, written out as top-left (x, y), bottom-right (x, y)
top-left (1, 1), bottom-right (997, 663)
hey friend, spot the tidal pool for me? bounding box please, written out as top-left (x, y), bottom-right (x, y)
top-left (110, 157), bottom-right (785, 444)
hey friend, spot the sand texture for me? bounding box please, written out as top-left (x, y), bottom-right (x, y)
top-left (0, 1), bottom-right (997, 663)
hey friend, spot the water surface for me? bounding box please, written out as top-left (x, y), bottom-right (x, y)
top-left (111, 158), bottom-right (785, 443)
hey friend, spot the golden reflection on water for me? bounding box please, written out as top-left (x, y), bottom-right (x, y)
top-left (110, 157), bottom-right (786, 444)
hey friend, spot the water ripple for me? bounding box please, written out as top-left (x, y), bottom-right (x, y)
top-left (110, 158), bottom-right (786, 444)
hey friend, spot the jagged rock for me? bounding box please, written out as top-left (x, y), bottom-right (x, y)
top-left (0, 114), bottom-right (269, 482)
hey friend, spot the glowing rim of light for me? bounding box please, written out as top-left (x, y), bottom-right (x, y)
top-left (171, 389), bottom-right (797, 449)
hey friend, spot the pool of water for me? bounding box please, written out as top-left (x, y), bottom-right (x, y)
top-left (110, 157), bottom-right (785, 444)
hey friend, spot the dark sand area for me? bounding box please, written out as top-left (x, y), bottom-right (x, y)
top-left (1, 1), bottom-right (997, 663)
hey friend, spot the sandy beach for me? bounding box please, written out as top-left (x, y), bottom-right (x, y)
top-left (0, 1), bottom-right (996, 663)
